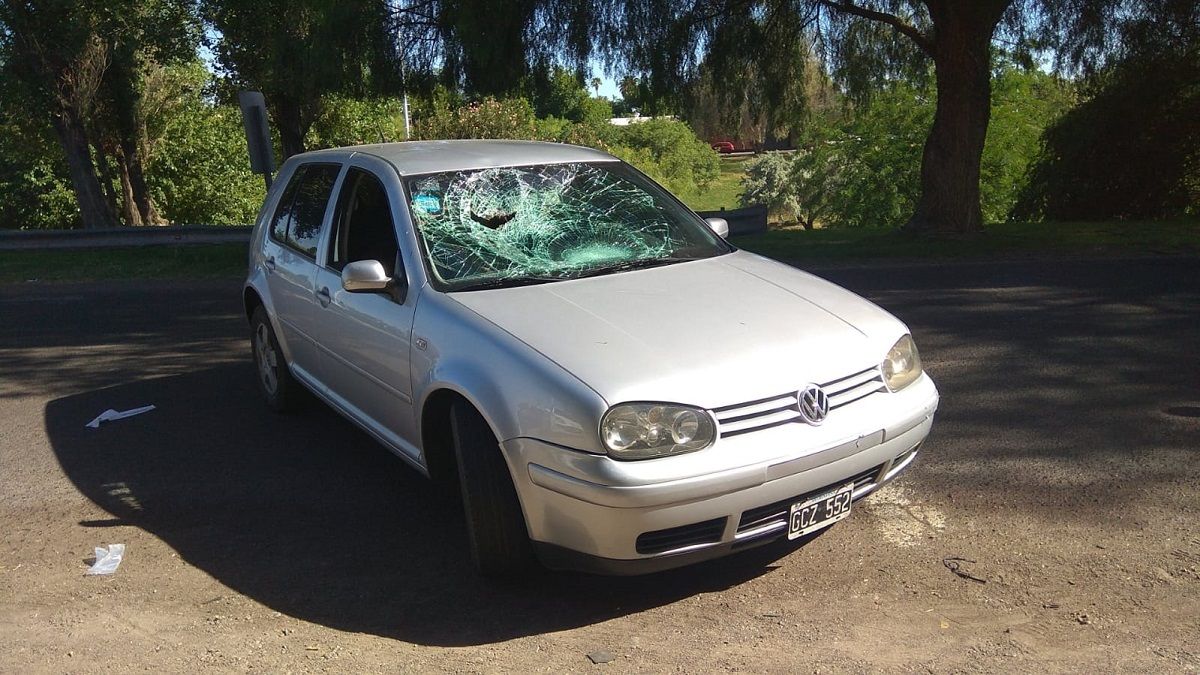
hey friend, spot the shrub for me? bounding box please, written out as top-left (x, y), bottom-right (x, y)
top-left (143, 62), bottom-right (265, 225)
top-left (741, 152), bottom-right (802, 224)
top-left (311, 96), bottom-right (408, 146)
top-left (740, 69), bottom-right (1070, 229)
top-left (413, 97), bottom-right (538, 141)
top-left (1014, 49), bottom-right (1198, 220)
top-left (608, 119), bottom-right (720, 196)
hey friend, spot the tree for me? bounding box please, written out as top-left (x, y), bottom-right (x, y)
top-left (1, 0), bottom-right (199, 228)
top-left (1015, 43), bottom-right (1199, 220)
top-left (92, 0), bottom-right (199, 225)
top-left (203, 0), bottom-right (398, 158)
top-left (1, 1), bottom-right (117, 228)
top-left (587, 0), bottom-right (1181, 235)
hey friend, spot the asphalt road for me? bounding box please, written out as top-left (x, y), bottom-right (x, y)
top-left (2, 256), bottom-right (1198, 672)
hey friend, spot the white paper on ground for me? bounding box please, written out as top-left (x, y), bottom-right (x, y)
top-left (85, 544), bottom-right (126, 575)
top-left (85, 405), bottom-right (156, 429)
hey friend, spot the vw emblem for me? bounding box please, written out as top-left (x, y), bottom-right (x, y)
top-left (797, 384), bottom-right (830, 425)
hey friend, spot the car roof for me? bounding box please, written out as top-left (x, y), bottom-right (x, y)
top-left (298, 140), bottom-right (618, 176)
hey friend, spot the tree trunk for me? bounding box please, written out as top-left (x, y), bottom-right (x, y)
top-left (273, 98), bottom-right (308, 159)
top-left (117, 152), bottom-right (143, 226)
top-left (50, 111), bottom-right (118, 230)
top-left (91, 139), bottom-right (122, 219)
top-left (120, 138), bottom-right (162, 225)
top-left (902, 5), bottom-right (1003, 235)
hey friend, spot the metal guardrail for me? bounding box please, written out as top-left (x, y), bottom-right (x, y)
top-left (1, 205), bottom-right (769, 251)
top-left (0, 225), bottom-right (253, 250)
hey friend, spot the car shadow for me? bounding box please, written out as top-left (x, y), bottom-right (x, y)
top-left (44, 363), bottom-right (792, 645)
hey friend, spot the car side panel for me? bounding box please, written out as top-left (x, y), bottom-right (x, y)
top-left (410, 290), bottom-right (610, 457)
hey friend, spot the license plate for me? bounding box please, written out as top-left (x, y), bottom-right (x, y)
top-left (788, 482), bottom-right (853, 539)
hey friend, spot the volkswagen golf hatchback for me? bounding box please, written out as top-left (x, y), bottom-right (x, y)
top-left (244, 140), bottom-right (938, 576)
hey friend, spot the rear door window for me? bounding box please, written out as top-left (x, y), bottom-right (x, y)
top-left (269, 163), bottom-right (341, 258)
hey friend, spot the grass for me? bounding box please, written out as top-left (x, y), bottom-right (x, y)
top-left (0, 243), bottom-right (248, 284)
top-left (1, 220), bottom-right (1196, 284)
top-left (681, 156), bottom-right (750, 212)
top-left (731, 219), bottom-right (1200, 262)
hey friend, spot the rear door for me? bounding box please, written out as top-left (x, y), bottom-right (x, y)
top-left (262, 163), bottom-right (342, 386)
top-left (310, 161), bottom-right (421, 459)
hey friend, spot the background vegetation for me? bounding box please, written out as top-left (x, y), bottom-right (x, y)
top-left (0, 1), bottom-right (1195, 233)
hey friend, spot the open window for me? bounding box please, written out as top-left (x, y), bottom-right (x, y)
top-left (328, 168), bottom-right (401, 278)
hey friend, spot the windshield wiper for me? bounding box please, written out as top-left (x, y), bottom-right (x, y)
top-left (570, 256), bottom-right (706, 279)
top-left (449, 274), bottom-right (566, 292)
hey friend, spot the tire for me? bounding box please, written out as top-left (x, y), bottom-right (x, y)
top-left (450, 401), bottom-right (535, 577)
top-left (250, 306), bottom-right (302, 412)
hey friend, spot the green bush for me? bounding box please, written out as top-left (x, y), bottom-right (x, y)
top-left (413, 97), bottom-right (539, 140)
top-left (1014, 49), bottom-right (1198, 220)
top-left (741, 69), bottom-right (1070, 228)
top-left (0, 88), bottom-right (79, 229)
top-left (411, 97), bottom-right (719, 200)
top-left (311, 96), bottom-right (408, 146)
top-left (741, 151), bottom-right (803, 224)
top-left (144, 62), bottom-right (266, 225)
top-left (608, 119), bottom-right (720, 197)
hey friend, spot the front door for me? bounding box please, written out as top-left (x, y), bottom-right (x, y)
top-left (310, 164), bottom-right (421, 459)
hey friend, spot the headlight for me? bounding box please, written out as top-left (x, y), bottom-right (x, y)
top-left (600, 403), bottom-right (716, 460)
top-left (882, 334), bottom-right (923, 391)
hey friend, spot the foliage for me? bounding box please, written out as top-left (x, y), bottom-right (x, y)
top-left (528, 65), bottom-right (613, 125)
top-left (143, 62), bottom-right (264, 224)
top-left (201, 0), bottom-right (398, 156)
top-left (681, 158), bottom-right (747, 212)
top-left (607, 119), bottom-right (720, 196)
top-left (411, 97), bottom-right (718, 199)
top-left (0, 117), bottom-right (80, 229)
top-left (784, 84), bottom-right (931, 229)
top-left (741, 153), bottom-right (803, 223)
top-left (981, 65), bottom-right (1074, 220)
top-left (310, 97), bottom-right (409, 147)
top-left (0, 68), bottom-right (80, 229)
top-left (413, 97), bottom-right (539, 141)
top-left (740, 69), bottom-right (1071, 228)
top-left (1014, 47), bottom-right (1199, 220)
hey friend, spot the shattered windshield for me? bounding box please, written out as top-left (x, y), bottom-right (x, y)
top-left (405, 162), bottom-right (731, 290)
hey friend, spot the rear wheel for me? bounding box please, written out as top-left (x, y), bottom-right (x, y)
top-left (250, 307), bottom-right (301, 412)
top-left (449, 401), bottom-right (535, 577)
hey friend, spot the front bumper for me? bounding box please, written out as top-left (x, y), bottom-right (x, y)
top-left (503, 375), bottom-right (939, 574)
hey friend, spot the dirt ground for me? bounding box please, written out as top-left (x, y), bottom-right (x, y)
top-left (2, 258), bottom-right (1198, 673)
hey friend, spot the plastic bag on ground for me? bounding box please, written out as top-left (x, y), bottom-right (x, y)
top-left (85, 544), bottom-right (125, 575)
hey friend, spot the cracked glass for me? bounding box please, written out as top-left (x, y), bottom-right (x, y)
top-left (405, 162), bottom-right (729, 290)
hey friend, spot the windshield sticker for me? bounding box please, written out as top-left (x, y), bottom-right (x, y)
top-left (412, 192), bottom-right (442, 214)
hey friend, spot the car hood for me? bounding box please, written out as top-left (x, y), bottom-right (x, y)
top-left (448, 251), bottom-right (907, 408)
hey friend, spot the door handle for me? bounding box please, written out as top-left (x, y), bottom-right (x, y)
top-left (316, 286), bottom-right (332, 307)
top-left (264, 256), bottom-right (276, 273)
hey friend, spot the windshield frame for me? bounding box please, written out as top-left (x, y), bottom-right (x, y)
top-left (400, 160), bottom-right (736, 292)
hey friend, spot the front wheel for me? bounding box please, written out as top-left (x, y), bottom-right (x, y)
top-left (450, 401), bottom-right (535, 577)
top-left (250, 307), bottom-right (302, 412)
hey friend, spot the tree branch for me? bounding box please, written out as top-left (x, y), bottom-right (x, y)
top-left (818, 0), bottom-right (935, 56)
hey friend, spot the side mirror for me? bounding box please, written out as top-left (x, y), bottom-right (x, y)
top-left (342, 260), bottom-right (391, 293)
top-left (705, 217), bottom-right (729, 238)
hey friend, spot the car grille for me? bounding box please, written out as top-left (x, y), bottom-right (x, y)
top-left (733, 463), bottom-right (886, 542)
top-left (711, 366), bottom-right (886, 438)
top-left (635, 517), bottom-right (727, 555)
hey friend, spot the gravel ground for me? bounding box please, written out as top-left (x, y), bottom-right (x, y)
top-left (1, 257), bottom-right (1198, 673)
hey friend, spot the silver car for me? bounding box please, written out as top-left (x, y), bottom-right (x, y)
top-left (244, 140), bottom-right (938, 576)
